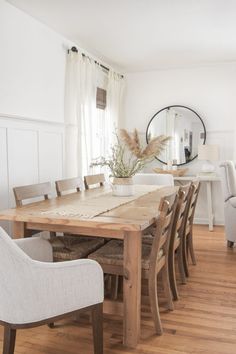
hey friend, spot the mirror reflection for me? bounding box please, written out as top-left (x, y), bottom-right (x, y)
top-left (146, 105), bottom-right (206, 165)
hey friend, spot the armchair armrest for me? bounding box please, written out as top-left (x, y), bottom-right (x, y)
top-left (1, 255), bottom-right (104, 325)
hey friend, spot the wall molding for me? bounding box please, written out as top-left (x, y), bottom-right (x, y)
top-left (0, 119), bottom-right (65, 234)
top-left (194, 217), bottom-right (224, 226)
top-left (0, 112), bottom-right (65, 127)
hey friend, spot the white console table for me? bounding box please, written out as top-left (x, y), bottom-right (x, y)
top-left (174, 175), bottom-right (221, 231)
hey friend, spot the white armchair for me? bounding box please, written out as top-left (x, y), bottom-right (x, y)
top-left (0, 228), bottom-right (104, 354)
top-left (220, 161), bottom-right (236, 247)
top-left (133, 173), bottom-right (174, 186)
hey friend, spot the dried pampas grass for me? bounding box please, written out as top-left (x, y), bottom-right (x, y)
top-left (91, 129), bottom-right (170, 178)
top-left (120, 129), bottom-right (170, 160)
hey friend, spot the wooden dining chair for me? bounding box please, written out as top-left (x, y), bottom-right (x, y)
top-left (55, 177), bottom-right (82, 196)
top-left (142, 185), bottom-right (192, 301)
top-left (84, 174), bottom-right (105, 189)
top-left (88, 192), bottom-right (177, 335)
top-left (84, 173), bottom-right (120, 297)
top-left (50, 178), bottom-right (105, 262)
top-left (13, 182), bottom-right (55, 238)
top-left (183, 181), bottom-right (201, 277)
top-left (168, 184), bottom-right (192, 300)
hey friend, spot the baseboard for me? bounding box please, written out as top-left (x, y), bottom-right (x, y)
top-left (194, 217), bottom-right (225, 226)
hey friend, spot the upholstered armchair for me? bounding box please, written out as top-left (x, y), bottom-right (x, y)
top-left (133, 173), bottom-right (174, 186)
top-left (220, 161), bottom-right (236, 247)
top-left (0, 228), bottom-right (104, 354)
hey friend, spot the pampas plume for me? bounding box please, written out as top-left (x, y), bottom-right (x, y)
top-left (120, 129), bottom-right (170, 160)
top-left (141, 135), bottom-right (170, 159)
top-left (120, 129), bottom-right (142, 158)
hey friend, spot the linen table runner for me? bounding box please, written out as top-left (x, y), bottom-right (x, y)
top-left (41, 185), bottom-right (162, 219)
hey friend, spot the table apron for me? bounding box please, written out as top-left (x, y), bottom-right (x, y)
top-left (23, 221), bottom-right (128, 239)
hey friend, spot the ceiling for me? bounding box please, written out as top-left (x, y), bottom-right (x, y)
top-left (8, 0), bottom-right (236, 72)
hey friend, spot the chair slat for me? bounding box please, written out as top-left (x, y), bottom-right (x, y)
top-left (84, 174), bottom-right (105, 189)
top-left (55, 177), bottom-right (82, 197)
top-left (13, 182), bottom-right (52, 206)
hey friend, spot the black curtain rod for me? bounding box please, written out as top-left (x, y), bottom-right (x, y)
top-left (70, 46), bottom-right (109, 72)
top-left (69, 46), bottom-right (123, 78)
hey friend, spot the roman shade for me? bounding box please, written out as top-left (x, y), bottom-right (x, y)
top-left (96, 87), bottom-right (107, 109)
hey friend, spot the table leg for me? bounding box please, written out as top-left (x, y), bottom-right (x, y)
top-left (12, 221), bottom-right (25, 238)
top-left (123, 231), bottom-right (141, 348)
top-left (206, 181), bottom-right (214, 231)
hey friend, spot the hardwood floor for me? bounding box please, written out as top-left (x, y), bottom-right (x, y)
top-left (1, 225), bottom-right (236, 354)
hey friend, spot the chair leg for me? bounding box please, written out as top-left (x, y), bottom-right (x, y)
top-left (177, 245), bottom-right (187, 284)
top-left (188, 231), bottom-right (196, 265)
top-left (48, 323), bottom-right (54, 328)
top-left (168, 247), bottom-right (179, 301)
top-left (3, 327), bottom-right (16, 354)
top-left (148, 273), bottom-right (163, 335)
top-left (227, 240), bottom-right (234, 248)
top-left (110, 275), bottom-right (119, 300)
top-left (161, 264), bottom-right (174, 311)
top-left (91, 303), bottom-right (103, 354)
top-left (50, 231), bottom-right (57, 239)
top-left (183, 236), bottom-right (189, 277)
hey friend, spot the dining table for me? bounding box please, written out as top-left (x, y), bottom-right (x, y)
top-left (0, 184), bottom-right (177, 348)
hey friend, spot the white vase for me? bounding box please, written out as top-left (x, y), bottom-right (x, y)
top-left (112, 177), bottom-right (134, 197)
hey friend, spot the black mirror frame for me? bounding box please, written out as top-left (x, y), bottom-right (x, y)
top-left (146, 105), bottom-right (207, 166)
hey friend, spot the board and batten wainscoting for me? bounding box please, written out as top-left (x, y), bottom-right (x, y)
top-left (0, 113), bottom-right (65, 234)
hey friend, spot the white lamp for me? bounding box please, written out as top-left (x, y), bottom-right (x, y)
top-left (198, 144), bottom-right (219, 174)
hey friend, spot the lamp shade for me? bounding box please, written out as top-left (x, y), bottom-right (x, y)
top-left (198, 145), bottom-right (219, 161)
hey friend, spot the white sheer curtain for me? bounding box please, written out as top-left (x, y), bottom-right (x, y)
top-left (105, 70), bottom-right (124, 148)
top-left (65, 51), bottom-right (124, 178)
top-left (80, 57), bottom-right (98, 175)
top-left (65, 52), bottom-right (98, 177)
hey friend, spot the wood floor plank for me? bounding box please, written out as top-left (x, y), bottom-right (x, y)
top-left (1, 225), bottom-right (236, 353)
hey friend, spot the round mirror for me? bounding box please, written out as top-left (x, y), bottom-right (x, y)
top-left (146, 105), bottom-right (206, 166)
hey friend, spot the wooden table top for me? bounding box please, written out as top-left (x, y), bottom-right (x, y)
top-left (0, 185), bottom-right (177, 232)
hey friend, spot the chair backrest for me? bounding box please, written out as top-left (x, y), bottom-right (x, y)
top-left (55, 177), bottom-right (82, 197)
top-left (170, 184), bottom-right (192, 249)
top-left (149, 192), bottom-right (177, 269)
top-left (133, 173), bottom-right (174, 186)
top-left (220, 161), bottom-right (236, 201)
top-left (0, 226), bottom-right (34, 323)
top-left (84, 174), bottom-right (105, 189)
top-left (13, 182), bottom-right (52, 206)
top-left (186, 181), bottom-right (201, 228)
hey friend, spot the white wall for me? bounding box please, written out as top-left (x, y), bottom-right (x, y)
top-left (0, 0), bottom-right (66, 123)
top-left (124, 63), bottom-right (236, 225)
top-left (0, 0), bottom-right (67, 233)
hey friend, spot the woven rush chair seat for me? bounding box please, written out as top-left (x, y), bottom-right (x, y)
top-left (50, 235), bottom-right (105, 262)
top-left (89, 239), bottom-right (163, 271)
top-left (142, 233), bottom-right (154, 245)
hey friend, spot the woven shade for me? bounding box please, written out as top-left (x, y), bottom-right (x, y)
top-left (96, 87), bottom-right (107, 109)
